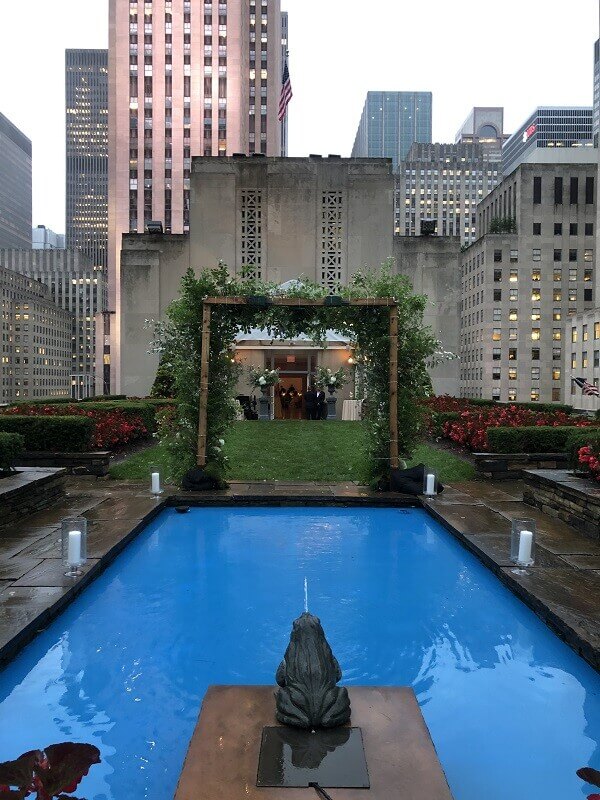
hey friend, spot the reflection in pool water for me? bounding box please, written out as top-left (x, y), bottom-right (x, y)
top-left (0, 507), bottom-right (598, 799)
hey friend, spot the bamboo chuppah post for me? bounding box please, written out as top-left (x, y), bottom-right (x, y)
top-left (195, 297), bottom-right (401, 471)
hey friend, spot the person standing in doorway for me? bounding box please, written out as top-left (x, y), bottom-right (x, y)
top-left (304, 385), bottom-right (317, 420)
top-left (316, 387), bottom-right (326, 420)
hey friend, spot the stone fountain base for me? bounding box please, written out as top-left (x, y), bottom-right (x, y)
top-left (174, 685), bottom-right (454, 799)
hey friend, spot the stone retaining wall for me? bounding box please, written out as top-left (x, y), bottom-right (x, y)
top-left (16, 452), bottom-right (111, 476)
top-left (474, 452), bottom-right (568, 480)
top-left (0, 468), bottom-right (66, 526)
top-left (523, 468), bottom-right (600, 540)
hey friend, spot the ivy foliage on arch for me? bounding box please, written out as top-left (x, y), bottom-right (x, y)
top-left (152, 261), bottom-right (438, 487)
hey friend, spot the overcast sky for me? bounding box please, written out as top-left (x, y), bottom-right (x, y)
top-left (0, 0), bottom-right (598, 234)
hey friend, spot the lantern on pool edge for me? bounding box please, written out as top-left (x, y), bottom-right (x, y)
top-left (61, 517), bottom-right (88, 577)
top-left (150, 465), bottom-right (163, 496)
top-left (423, 468), bottom-right (438, 497)
top-left (511, 519), bottom-right (536, 568)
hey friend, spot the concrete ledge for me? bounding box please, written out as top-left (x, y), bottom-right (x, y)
top-left (523, 468), bottom-right (600, 540)
top-left (474, 452), bottom-right (568, 480)
top-left (16, 451), bottom-right (111, 476)
top-left (174, 686), bottom-right (454, 800)
top-left (0, 468), bottom-right (66, 527)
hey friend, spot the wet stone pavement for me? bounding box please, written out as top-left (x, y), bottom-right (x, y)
top-left (0, 476), bottom-right (598, 672)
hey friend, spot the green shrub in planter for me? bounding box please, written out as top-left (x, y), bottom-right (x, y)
top-left (81, 394), bottom-right (127, 402)
top-left (486, 425), bottom-right (578, 454)
top-left (430, 411), bottom-right (460, 436)
top-left (565, 428), bottom-right (600, 467)
top-left (0, 432), bottom-right (25, 472)
top-left (512, 402), bottom-right (574, 415)
top-left (466, 398), bottom-right (497, 407)
top-left (0, 416), bottom-right (94, 452)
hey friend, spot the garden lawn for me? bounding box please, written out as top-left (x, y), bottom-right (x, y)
top-left (110, 421), bottom-right (474, 483)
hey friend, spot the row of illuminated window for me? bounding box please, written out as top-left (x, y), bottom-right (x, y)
top-left (492, 284), bottom-right (593, 302)
top-left (571, 352), bottom-right (600, 369)
top-left (493, 267), bottom-right (589, 282)
top-left (493, 328), bottom-right (562, 341)
top-left (493, 306), bottom-right (583, 321)
top-left (571, 323), bottom-right (600, 342)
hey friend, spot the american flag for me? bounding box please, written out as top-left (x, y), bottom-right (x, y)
top-left (278, 60), bottom-right (293, 122)
top-left (573, 377), bottom-right (600, 397)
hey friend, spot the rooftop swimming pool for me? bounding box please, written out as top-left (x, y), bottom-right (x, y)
top-left (0, 506), bottom-right (598, 799)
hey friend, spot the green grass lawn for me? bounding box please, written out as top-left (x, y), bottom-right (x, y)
top-left (110, 421), bottom-right (474, 483)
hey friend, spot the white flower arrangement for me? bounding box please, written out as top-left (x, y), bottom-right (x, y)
top-left (314, 366), bottom-right (348, 391)
top-left (249, 365), bottom-right (280, 388)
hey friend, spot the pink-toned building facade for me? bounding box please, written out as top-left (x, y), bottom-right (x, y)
top-left (108, 0), bottom-right (284, 390)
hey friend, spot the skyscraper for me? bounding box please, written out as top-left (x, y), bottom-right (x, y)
top-left (351, 91), bottom-right (432, 169)
top-left (108, 0), bottom-right (286, 389)
top-left (32, 225), bottom-right (66, 250)
top-left (0, 112), bottom-right (32, 249)
top-left (66, 49), bottom-right (109, 270)
top-left (594, 40), bottom-right (599, 147)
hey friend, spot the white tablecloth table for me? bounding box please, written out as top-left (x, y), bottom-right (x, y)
top-left (342, 399), bottom-right (363, 421)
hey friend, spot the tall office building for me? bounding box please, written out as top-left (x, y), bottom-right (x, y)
top-left (108, 0), bottom-right (286, 390)
top-left (351, 92), bottom-right (432, 169)
top-left (455, 107), bottom-right (508, 163)
top-left (594, 40), bottom-right (599, 147)
top-left (66, 49), bottom-right (109, 269)
top-left (0, 248), bottom-right (107, 399)
top-left (397, 142), bottom-right (502, 244)
top-left (32, 225), bottom-right (66, 250)
top-left (502, 107), bottom-right (593, 177)
top-left (0, 112), bottom-right (32, 249)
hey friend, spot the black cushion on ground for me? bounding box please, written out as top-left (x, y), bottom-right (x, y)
top-left (389, 463), bottom-right (444, 496)
top-left (182, 468), bottom-right (222, 491)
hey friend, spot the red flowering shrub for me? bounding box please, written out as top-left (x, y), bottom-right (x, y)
top-left (442, 405), bottom-right (594, 452)
top-left (0, 404), bottom-right (147, 451)
top-left (424, 395), bottom-right (475, 413)
top-left (578, 445), bottom-right (600, 483)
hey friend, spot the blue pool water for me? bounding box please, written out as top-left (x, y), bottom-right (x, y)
top-left (0, 507), bottom-right (598, 799)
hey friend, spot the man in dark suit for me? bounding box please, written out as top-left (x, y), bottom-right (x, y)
top-left (304, 385), bottom-right (317, 420)
top-left (316, 388), bottom-right (326, 420)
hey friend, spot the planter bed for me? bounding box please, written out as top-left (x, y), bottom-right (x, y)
top-left (16, 451), bottom-right (111, 476)
top-left (0, 467), bottom-right (66, 526)
top-left (523, 468), bottom-right (600, 540)
top-left (474, 452), bottom-right (569, 480)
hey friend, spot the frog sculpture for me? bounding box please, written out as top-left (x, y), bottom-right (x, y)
top-left (275, 612), bottom-right (351, 729)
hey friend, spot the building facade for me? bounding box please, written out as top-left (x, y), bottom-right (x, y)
top-left (32, 225), bottom-right (66, 250)
top-left (502, 107), bottom-right (593, 177)
top-left (0, 266), bottom-right (71, 403)
top-left (351, 91), bottom-right (432, 169)
top-left (108, 0), bottom-right (287, 389)
top-left (0, 249), bottom-right (107, 399)
top-left (0, 112), bottom-right (32, 250)
top-left (66, 49), bottom-right (109, 270)
top-left (396, 142), bottom-right (501, 243)
top-left (460, 162), bottom-right (597, 404)
top-left (594, 40), bottom-right (599, 148)
top-left (455, 107), bottom-right (508, 163)
top-left (564, 310), bottom-right (600, 410)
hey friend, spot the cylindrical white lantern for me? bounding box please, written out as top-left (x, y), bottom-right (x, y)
top-left (150, 465), bottom-right (163, 496)
top-left (423, 469), bottom-right (438, 497)
top-left (61, 517), bottom-right (88, 577)
top-left (511, 519), bottom-right (536, 567)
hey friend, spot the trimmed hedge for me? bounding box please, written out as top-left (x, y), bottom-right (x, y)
top-left (430, 411), bottom-right (460, 437)
top-left (510, 401), bottom-right (574, 415)
top-left (0, 432), bottom-right (25, 472)
top-left (565, 428), bottom-right (600, 467)
top-left (80, 394), bottom-right (127, 402)
top-left (64, 401), bottom-right (157, 433)
top-left (0, 416), bottom-right (94, 452)
top-left (486, 426), bottom-right (581, 454)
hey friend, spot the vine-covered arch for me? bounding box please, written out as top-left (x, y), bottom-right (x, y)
top-left (152, 262), bottom-right (438, 487)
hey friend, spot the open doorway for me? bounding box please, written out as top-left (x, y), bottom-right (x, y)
top-left (271, 354), bottom-right (313, 420)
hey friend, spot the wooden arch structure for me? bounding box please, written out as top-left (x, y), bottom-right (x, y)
top-left (196, 297), bottom-right (399, 470)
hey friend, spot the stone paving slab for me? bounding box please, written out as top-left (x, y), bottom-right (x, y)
top-left (12, 559), bottom-right (100, 588)
top-left (0, 557), bottom-right (44, 581)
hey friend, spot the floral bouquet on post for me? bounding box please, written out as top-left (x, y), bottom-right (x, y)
top-left (315, 366), bottom-right (348, 394)
top-left (249, 366), bottom-right (280, 393)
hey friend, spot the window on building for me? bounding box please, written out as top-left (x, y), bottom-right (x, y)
top-left (494, 249), bottom-right (502, 262)
top-left (554, 249), bottom-right (562, 262)
top-left (532, 249), bottom-right (541, 262)
top-left (554, 222), bottom-right (563, 235)
top-left (586, 176), bottom-right (595, 204)
top-left (570, 223), bottom-right (578, 236)
top-left (510, 288), bottom-right (519, 301)
top-left (509, 328), bottom-right (518, 340)
top-left (554, 176), bottom-right (563, 204)
top-left (510, 269), bottom-right (518, 282)
top-left (492, 367), bottom-right (501, 380)
top-left (531, 268), bottom-right (540, 281)
top-left (585, 269), bottom-right (593, 282)
top-left (569, 268), bottom-right (578, 281)
top-left (533, 177), bottom-right (542, 204)
top-left (509, 309), bottom-right (518, 321)
top-left (595, 322), bottom-right (600, 339)
top-left (508, 367), bottom-right (517, 380)
top-left (493, 288), bottom-right (502, 301)
top-left (595, 351), bottom-right (600, 368)
top-left (583, 324), bottom-right (589, 341)
top-left (572, 353), bottom-right (577, 369)
top-left (493, 308), bottom-right (501, 321)
top-left (493, 269), bottom-right (502, 282)
top-left (552, 388), bottom-right (561, 401)
top-left (552, 368), bottom-right (561, 381)
top-left (553, 307), bottom-right (561, 321)
top-left (510, 249), bottom-right (518, 263)
top-left (570, 177), bottom-right (579, 204)
top-left (531, 367), bottom-right (540, 380)
top-left (533, 222), bottom-right (541, 235)
top-left (531, 308), bottom-right (540, 321)
top-left (492, 329), bottom-right (501, 341)
top-left (492, 348), bottom-right (501, 360)
top-left (553, 268), bottom-right (562, 282)
top-left (585, 249), bottom-right (593, 262)
top-left (585, 288), bottom-right (593, 302)
top-left (531, 328), bottom-right (541, 341)
top-left (531, 348), bottom-right (540, 360)
top-left (530, 388), bottom-right (540, 402)
top-left (553, 347), bottom-right (561, 360)
top-left (583, 351), bottom-right (589, 368)
top-left (585, 222), bottom-right (594, 236)
top-left (508, 388), bottom-right (517, 401)
top-left (569, 249), bottom-right (578, 262)
top-left (553, 328), bottom-right (561, 340)
top-left (572, 327), bottom-right (578, 342)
